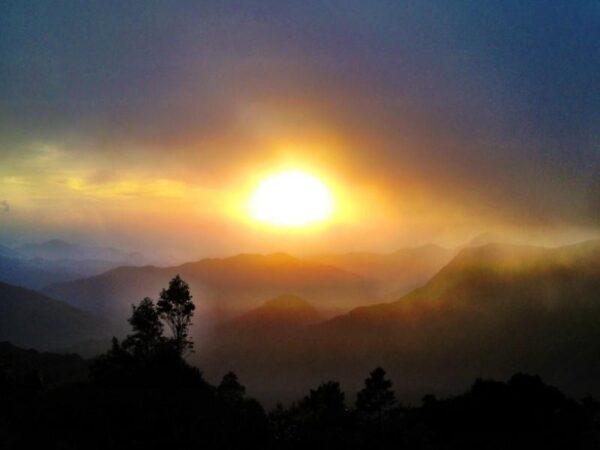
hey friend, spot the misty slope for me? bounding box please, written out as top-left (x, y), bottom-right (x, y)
top-left (200, 240), bottom-right (600, 403)
top-left (46, 253), bottom-right (376, 323)
top-left (309, 244), bottom-right (454, 298)
top-left (337, 240), bottom-right (600, 322)
top-left (0, 282), bottom-right (109, 351)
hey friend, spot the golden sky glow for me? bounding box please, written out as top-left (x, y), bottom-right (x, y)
top-left (1, 138), bottom-right (595, 261)
top-left (1, 2), bottom-right (598, 261)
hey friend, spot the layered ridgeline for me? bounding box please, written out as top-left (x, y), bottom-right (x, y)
top-left (46, 253), bottom-right (377, 325)
top-left (0, 282), bottom-right (110, 352)
top-left (200, 240), bottom-right (600, 403)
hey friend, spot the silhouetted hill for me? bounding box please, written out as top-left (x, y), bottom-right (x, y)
top-left (46, 253), bottom-right (376, 324)
top-left (199, 240), bottom-right (600, 404)
top-left (0, 282), bottom-right (110, 351)
top-left (309, 244), bottom-right (454, 298)
top-left (0, 341), bottom-right (88, 386)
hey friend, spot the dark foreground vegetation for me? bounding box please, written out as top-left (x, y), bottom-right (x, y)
top-left (2, 276), bottom-right (600, 449)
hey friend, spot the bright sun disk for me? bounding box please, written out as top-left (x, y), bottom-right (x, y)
top-left (249, 170), bottom-right (334, 226)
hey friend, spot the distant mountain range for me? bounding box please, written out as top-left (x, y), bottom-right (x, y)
top-left (16, 239), bottom-right (144, 263)
top-left (199, 240), bottom-right (600, 404)
top-left (0, 281), bottom-right (110, 352)
top-left (46, 253), bottom-right (377, 325)
top-left (4, 237), bottom-right (600, 405)
top-left (0, 239), bottom-right (147, 290)
top-left (0, 240), bottom-right (460, 362)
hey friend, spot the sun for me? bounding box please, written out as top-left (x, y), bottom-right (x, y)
top-left (249, 170), bottom-right (334, 226)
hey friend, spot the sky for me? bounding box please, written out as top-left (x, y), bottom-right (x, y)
top-left (1, 1), bottom-right (599, 259)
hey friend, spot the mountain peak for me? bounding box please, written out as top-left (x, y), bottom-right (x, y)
top-left (228, 294), bottom-right (321, 329)
top-left (262, 294), bottom-right (316, 311)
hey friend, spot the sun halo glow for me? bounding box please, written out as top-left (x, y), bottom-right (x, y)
top-left (248, 170), bottom-right (334, 226)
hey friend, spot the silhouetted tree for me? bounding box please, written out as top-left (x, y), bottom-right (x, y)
top-left (286, 381), bottom-right (351, 446)
top-left (356, 367), bottom-right (396, 424)
top-left (218, 371), bottom-right (246, 404)
top-left (157, 274), bottom-right (195, 354)
top-left (269, 381), bottom-right (349, 447)
top-left (212, 372), bottom-right (269, 447)
top-left (90, 277), bottom-right (201, 387)
top-left (122, 297), bottom-right (164, 358)
top-left (301, 381), bottom-right (346, 423)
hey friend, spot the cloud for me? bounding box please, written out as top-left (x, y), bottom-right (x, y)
top-left (0, 200), bottom-right (9, 213)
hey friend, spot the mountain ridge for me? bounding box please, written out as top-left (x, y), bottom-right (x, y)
top-left (45, 252), bottom-right (377, 323)
top-left (198, 239), bottom-right (600, 403)
top-left (325, 239), bottom-right (600, 325)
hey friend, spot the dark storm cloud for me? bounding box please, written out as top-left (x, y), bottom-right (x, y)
top-left (0, 0), bottom-right (599, 228)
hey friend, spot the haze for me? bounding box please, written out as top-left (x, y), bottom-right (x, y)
top-left (1, 1), bottom-right (598, 260)
top-left (2, 3), bottom-right (600, 447)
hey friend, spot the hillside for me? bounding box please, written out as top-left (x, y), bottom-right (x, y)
top-left (333, 239), bottom-right (600, 323)
top-left (0, 282), bottom-right (110, 351)
top-left (198, 240), bottom-right (600, 403)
